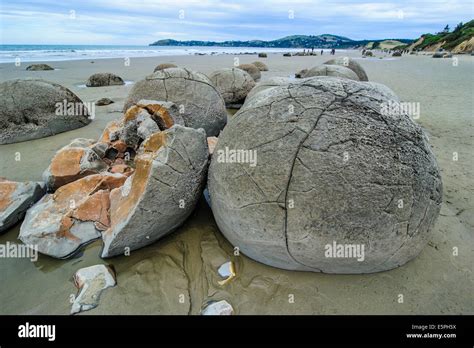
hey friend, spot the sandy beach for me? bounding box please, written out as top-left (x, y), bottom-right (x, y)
top-left (0, 50), bottom-right (473, 315)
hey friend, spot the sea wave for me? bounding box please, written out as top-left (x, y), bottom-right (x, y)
top-left (0, 45), bottom-right (345, 63)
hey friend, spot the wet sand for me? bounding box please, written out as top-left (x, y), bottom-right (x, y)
top-left (0, 51), bottom-right (473, 314)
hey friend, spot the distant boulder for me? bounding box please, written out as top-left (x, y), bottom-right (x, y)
top-left (295, 68), bottom-right (308, 78)
top-left (303, 65), bottom-right (360, 81)
top-left (252, 61), bottom-right (269, 71)
top-left (0, 79), bottom-right (91, 144)
top-left (323, 57), bottom-right (369, 81)
top-left (237, 64), bottom-right (261, 81)
top-left (86, 73), bottom-right (125, 87)
top-left (153, 63), bottom-right (177, 72)
top-left (209, 68), bottom-right (255, 108)
top-left (123, 68), bottom-right (227, 136)
top-left (283, 53), bottom-right (291, 57)
top-left (392, 51), bottom-right (402, 57)
top-left (258, 53), bottom-right (267, 58)
top-left (96, 98), bottom-right (114, 106)
top-left (26, 64), bottom-right (54, 71)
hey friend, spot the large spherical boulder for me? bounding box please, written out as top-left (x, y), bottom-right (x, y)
top-left (86, 73), bottom-right (124, 87)
top-left (153, 63), bottom-right (177, 72)
top-left (324, 57), bottom-right (369, 81)
top-left (209, 68), bottom-right (256, 107)
top-left (303, 65), bottom-right (360, 80)
top-left (123, 68), bottom-right (227, 136)
top-left (252, 61), bottom-right (269, 71)
top-left (237, 64), bottom-right (261, 81)
top-left (208, 76), bottom-right (442, 274)
top-left (0, 79), bottom-right (91, 144)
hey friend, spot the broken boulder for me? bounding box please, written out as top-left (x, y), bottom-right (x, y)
top-left (101, 125), bottom-right (209, 257)
top-left (19, 173), bottom-right (127, 259)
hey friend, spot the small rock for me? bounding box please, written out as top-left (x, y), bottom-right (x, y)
top-left (258, 53), bottom-right (267, 58)
top-left (71, 264), bottom-right (116, 314)
top-left (26, 64), bottom-right (54, 71)
top-left (201, 300), bottom-right (233, 315)
top-left (96, 98), bottom-right (114, 106)
top-left (283, 53), bottom-right (291, 57)
top-left (207, 137), bottom-right (218, 156)
top-left (217, 261), bottom-right (236, 285)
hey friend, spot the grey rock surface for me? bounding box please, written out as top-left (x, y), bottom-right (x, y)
top-left (101, 125), bottom-right (209, 258)
top-left (209, 68), bottom-right (256, 107)
top-left (324, 57), bottom-right (369, 81)
top-left (0, 180), bottom-right (45, 234)
top-left (208, 76), bottom-right (442, 274)
top-left (123, 68), bottom-right (227, 136)
top-left (252, 61), bottom-right (269, 71)
top-left (0, 79), bottom-right (91, 144)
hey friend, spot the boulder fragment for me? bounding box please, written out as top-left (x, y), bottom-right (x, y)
top-left (0, 179), bottom-right (45, 233)
top-left (71, 264), bottom-right (116, 314)
top-left (19, 173), bottom-right (127, 258)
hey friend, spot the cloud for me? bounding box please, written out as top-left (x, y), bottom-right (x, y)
top-left (0, 0), bottom-right (472, 44)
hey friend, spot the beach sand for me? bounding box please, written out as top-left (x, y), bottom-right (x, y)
top-left (0, 51), bottom-right (473, 314)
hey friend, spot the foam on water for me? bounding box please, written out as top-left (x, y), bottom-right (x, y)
top-left (0, 45), bottom-right (334, 63)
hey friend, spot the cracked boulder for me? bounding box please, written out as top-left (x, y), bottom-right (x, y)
top-left (0, 79), bottom-right (91, 144)
top-left (244, 77), bottom-right (294, 104)
top-left (236, 64), bottom-right (261, 81)
top-left (19, 173), bottom-right (127, 259)
top-left (300, 65), bottom-right (360, 80)
top-left (123, 68), bottom-right (227, 136)
top-left (0, 179), bottom-right (45, 233)
top-left (323, 57), bottom-right (369, 81)
top-left (86, 73), bottom-right (124, 87)
top-left (208, 76), bottom-right (442, 274)
top-left (101, 125), bottom-right (209, 257)
top-left (209, 68), bottom-right (255, 108)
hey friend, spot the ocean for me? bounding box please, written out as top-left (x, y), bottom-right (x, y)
top-left (0, 45), bottom-right (311, 63)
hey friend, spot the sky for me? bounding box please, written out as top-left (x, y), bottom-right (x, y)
top-left (0, 0), bottom-right (473, 45)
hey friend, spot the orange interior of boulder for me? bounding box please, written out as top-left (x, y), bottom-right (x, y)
top-left (104, 132), bottom-right (168, 237)
top-left (0, 180), bottom-right (17, 212)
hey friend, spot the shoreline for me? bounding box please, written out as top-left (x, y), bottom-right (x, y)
top-left (0, 51), bottom-right (473, 315)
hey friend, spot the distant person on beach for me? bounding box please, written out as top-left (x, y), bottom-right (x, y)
top-left (331, 48), bottom-right (335, 55)
top-left (321, 49), bottom-right (323, 55)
